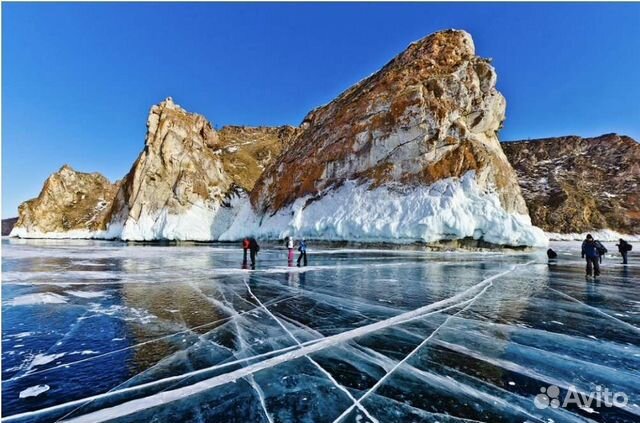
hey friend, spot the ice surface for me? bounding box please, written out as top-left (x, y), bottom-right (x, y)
top-left (28, 353), bottom-right (66, 370)
top-left (64, 291), bottom-right (108, 299)
top-left (18, 385), bottom-right (50, 399)
top-left (2, 238), bottom-right (639, 422)
top-left (6, 293), bottom-right (67, 306)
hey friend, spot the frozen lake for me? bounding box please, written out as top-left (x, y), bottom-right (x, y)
top-left (2, 238), bottom-right (639, 422)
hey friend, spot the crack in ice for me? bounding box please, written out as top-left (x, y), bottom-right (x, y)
top-left (549, 287), bottom-right (640, 334)
top-left (3, 263), bottom-right (530, 423)
top-left (55, 264), bottom-right (527, 423)
top-left (242, 276), bottom-right (379, 423)
top-left (331, 280), bottom-right (495, 423)
top-left (2, 293), bottom-right (300, 384)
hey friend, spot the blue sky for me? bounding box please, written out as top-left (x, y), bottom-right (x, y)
top-left (3, 2), bottom-right (639, 217)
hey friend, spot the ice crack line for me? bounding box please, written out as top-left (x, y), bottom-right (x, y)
top-left (331, 281), bottom-right (494, 423)
top-left (548, 287), bottom-right (640, 334)
top-left (4, 262), bottom-right (530, 423)
top-left (226, 301), bottom-right (276, 423)
top-left (242, 277), bottom-right (380, 423)
top-left (2, 293), bottom-right (300, 384)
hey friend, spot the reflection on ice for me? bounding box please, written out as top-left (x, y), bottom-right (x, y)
top-left (1, 238), bottom-right (639, 422)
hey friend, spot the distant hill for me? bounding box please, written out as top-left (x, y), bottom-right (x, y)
top-left (502, 134), bottom-right (640, 234)
top-left (2, 217), bottom-right (18, 236)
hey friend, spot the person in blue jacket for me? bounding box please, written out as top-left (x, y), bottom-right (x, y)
top-left (297, 239), bottom-right (308, 267)
top-left (581, 234), bottom-right (600, 277)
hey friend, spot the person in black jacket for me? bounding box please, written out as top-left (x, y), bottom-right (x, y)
top-left (248, 237), bottom-right (260, 269)
top-left (242, 237), bottom-right (250, 266)
top-left (594, 240), bottom-right (607, 264)
top-left (617, 238), bottom-right (631, 265)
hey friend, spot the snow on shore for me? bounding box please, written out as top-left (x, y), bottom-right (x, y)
top-left (9, 172), bottom-right (553, 247)
top-left (8, 227), bottom-right (117, 240)
top-left (545, 230), bottom-right (640, 242)
top-left (220, 172), bottom-right (548, 247)
top-left (9, 173), bottom-right (548, 247)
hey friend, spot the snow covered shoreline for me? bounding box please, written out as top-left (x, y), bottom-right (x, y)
top-left (16, 174), bottom-right (637, 248)
top-left (545, 230), bottom-right (640, 242)
top-left (9, 172), bottom-right (549, 248)
top-left (220, 173), bottom-right (548, 247)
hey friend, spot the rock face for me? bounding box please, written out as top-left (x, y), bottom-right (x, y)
top-left (252, 30), bottom-right (525, 214)
top-left (107, 98), bottom-right (236, 241)
top-left (10, 165), bottom-right (119, 238)
top-left (236, 29), bottom-right (544, 246)
top-left (218, 125), bottom-right (300, 192)
top-left (106, 98), bottom-right (298, 241)
top-left (9, 98), bottom-right (297, 241)
top-left (502, 134), bottom-right (640, 234)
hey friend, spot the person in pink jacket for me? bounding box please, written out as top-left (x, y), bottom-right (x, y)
top-left (286, 236), bottom-right (295, 266)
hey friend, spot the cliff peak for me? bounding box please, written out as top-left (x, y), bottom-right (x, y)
top-left (233, 29), bottom-right (545, 246)
top-left (252, 30), bottom-right (523, 214)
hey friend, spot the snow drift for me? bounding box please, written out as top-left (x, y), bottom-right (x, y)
top-left (221, 172), bottom-right (547, 247)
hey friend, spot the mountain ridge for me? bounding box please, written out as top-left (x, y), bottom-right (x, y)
top-left (501, 133), bottom-right (640, 234)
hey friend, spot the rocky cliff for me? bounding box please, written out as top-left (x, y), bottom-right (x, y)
top-left (9, 165), bottom-right (119, 238)
top-left (106, 97), bottom-right (234, 241)
top-left (10, 98), bottom-right (297, 240)
top-left (252, 30), bottom-right (525, 214)
top-left (106, 98), bottom-right (299, 241)
top-left (502, 134), bottom-right (640, 234)
top-left (226, 29), bottom-right (544, 246)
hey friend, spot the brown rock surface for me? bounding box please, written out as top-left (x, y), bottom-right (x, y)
top-left (502, 134), bottom-right (640, 234)
top-left (218, 125), bottom-right (300, 192)
top-left (10, 98), bottom-right (298, 240)
top-left (10, 165), bottom-right (119, 237)
top-left (251, 29), bottom-right (529, 218)
top-left (107, 97), bottom-right (233, 240)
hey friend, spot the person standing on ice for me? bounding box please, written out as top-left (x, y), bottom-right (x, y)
top-left (581, 234), bottom-right (601, 278)
top-left (286, 236), bottom-right (295, 266)
top-left (616, 238), bottom-right (632, 264)
top-left (297, 239), bottom-right (308, 267)
top-left (594, 239), bottom-right (607, 264)
top-left (249, 237), bottom-right (260, 270)
top-left (242, 237), bottom-right (250, 266)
